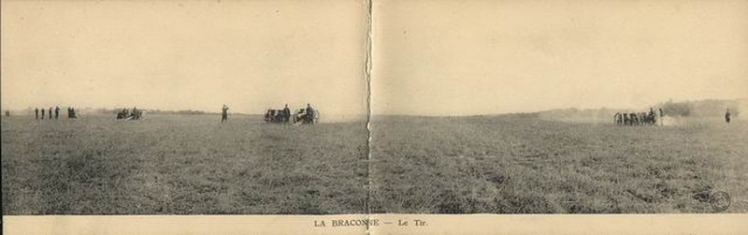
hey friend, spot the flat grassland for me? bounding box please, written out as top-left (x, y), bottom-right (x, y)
top-left (370, 115), bottom-right (747, 213)
top-left (2, 115), bottom-right (369, 214)
top-left (3, 114), bottom-right (746, 214)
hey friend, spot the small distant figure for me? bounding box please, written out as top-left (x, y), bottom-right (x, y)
top-left (283, 104), bottom-right (291, 123)
top-left (35, 108), bottom-right (39, 119)
top-left (305, 103), bottom-right (315, 124)
top-left (5, 110), bottom-right (9, 117)
top-left (725, 109), bottom-right (731, 123)
top-left (306, 103), bottom-right (314, 116)
top-left (130, 107), bottom-right (141, 120)
top-left (41, 108), bottom-right (45, 120)
top-left (54, 106), bottom-right (60, 119)
top-left (221, 104), bottom-right (229, 123)
top-left (48, 107), bottom-right (52, 119)
top-left (659, 108), bottom-right (664, 126)
top-left (117, 108), bottom-right (130, 119)
top-left (613, 112), bottom-right (623, 125)
top-left (648, 108), bottom-right (656, 125)
top-left (69, 107), bottom-right (77, 119)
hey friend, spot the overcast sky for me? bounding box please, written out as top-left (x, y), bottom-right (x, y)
top-left (1, 1), bottom-right (369, 116)
top-left (373, 0), bottom-right (748, 115)
top-left (3, 1), bottom-right (747, 116)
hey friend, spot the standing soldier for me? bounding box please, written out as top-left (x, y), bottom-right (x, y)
top-left (35, 108), bottom-right (39, 119)
top-left (725, 109), bottom-right (731, 123)
top-left (283, 104), bottom-right (291, 123)
top-left (41, 108), bottom-right (45, 120)
top-left (305, 103), bottom-right (315, 124)
top-left (649, 108), bottom-right (656, 125)
top-left (48, 107), bottom-right (52, 119)
top-left (221, 104), bottom-right (229, 123)
top-left (659, 108), bottom-right (664, 126)
top-left (54, 106), bottom-right (60, 119)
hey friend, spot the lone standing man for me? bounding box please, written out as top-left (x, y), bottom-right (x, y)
top-left (283, 104), bottom-right (291, 123)
top-left (659, 108), bottom-right (664, 126)
top-left (306, 103), bottom-right (315, 124)
top-left (54, 106), bottom-right (60, 119)
top-left (725, 109), bottom-right (731, 123)
top-left (35, 108), bottom-right (39, 119)
top-left (221, 104), bottom-right (229, 123)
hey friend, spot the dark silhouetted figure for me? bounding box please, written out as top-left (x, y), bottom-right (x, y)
top-left (131, 107), bottom-right (140, 119)
top-left (305, 103), bottom-right (315, 124)
top-left (69, 107), bottom-right (77, 119)
top-left (41, 108), bottom-right (45, 120)
top-left (221, 105), bottom-right (229, 123)
top-left (725, 109), bottom-right (731, 123)
top-left (283, 104), bottom-right (291, 123)
top-left (54, 106), bottom-right (60, 119)
top-left (48, 107), bottom-right (52, 119)
top-left (35, 108), bottom-right (39, 119)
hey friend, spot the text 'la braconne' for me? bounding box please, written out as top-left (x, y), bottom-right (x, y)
top-left (314, 219), bottom-right (427, 227)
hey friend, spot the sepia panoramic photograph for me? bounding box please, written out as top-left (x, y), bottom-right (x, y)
top-left (2, 0), bottom-right (747, 233)
top-left (368, 0), bottom-right (747, 214)
top-left (2, 0), bottom-right (371, 215)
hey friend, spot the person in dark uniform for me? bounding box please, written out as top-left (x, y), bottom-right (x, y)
top-left (725, 109), bottom-right (731, 123)
top-left (54, 106), bottom-right (60, 119)
top-left (48, 107), bottom-right (52, 119)
top-left (305, 103), bottom-right (315, 124)
top-left (35, 108), bottom-right (39, 119)
top-left (283, 104), bottom-right (291, 123)
top-left (221, 104), bottom-right (229, 123)
top-left (41, 108), bottom-right (45, 120)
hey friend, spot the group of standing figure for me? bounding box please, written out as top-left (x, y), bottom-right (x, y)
top-left (35, 106), bottom-right (77, 120)
top-left (614, 108), bottom-right (661, 126)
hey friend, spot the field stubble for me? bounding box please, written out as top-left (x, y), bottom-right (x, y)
top-left (2, 114), bottom-right (746, 214)
top-left (369, 115), bottom-right (747, 213)
top-left (2, 114), bottom-right (369, 214)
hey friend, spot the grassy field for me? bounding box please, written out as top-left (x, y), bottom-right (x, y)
top-left (369, 115), bottom-right (748, 213)
top-left (3, 113), bottom-right (746, 214)
top-left (1, 114), bottom-right (369, 214)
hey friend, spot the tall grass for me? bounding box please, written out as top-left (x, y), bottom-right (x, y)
top-left (369, 116), bottom-right (747, 213)
top-left (2, 115), bottom-right (368, 214)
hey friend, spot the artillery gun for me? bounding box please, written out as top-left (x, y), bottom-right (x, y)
top-left (293, 108), bottom-right (319, 124)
